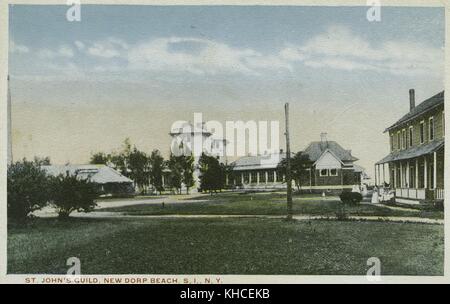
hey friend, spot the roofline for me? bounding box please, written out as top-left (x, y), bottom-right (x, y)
top-left (384, 95), bottom-right (444, 133)
top-left (312, 148), bottom-right (345, 166)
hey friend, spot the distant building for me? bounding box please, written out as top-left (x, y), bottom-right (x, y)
top-left (229, 134), bottom-right (365, 193)
top-left (375, 90), bottom-right (444, 204)
top-left (42, 164), bottom-right (135, 197)
top-left (169, 121), bottom-right (227, 189)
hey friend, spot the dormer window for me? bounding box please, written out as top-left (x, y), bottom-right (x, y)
top-left (397, 131), bottom-right (401, 150)
top-left (402, 129), bottom-right (406, 149)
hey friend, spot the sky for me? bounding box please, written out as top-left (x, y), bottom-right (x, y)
top-left (9, 5), bottom-right (445, 178)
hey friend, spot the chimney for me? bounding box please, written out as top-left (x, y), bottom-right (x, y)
top-left (409, 89), bottom-right (415, 111)
top-left (320, 132), bottom-right (328, 143)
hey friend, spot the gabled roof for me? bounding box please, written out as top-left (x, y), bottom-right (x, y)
top-left (376, 139), bottom-right (444, 164)
top-left (231, 153), bottom-right (288, 171)
top-left (303, 141), bottom-right (358, 163)
top-left (385, 91), bottom-right (444, 133)
top-left (42, 164), bottom-right (133, 184)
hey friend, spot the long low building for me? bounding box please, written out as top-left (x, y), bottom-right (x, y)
top-left (228, 134), bottom-right (366, 193)
top-left (42, 164), bottom-right (135, 197)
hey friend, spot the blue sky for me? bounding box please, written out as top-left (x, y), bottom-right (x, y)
top-left (9, 5), bottom-right (445, 175)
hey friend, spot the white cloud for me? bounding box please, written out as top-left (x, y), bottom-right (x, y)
top-left (10, 41), bottom-right (30, 54)
top-left (283, 25), bottom-right (443, 77)
top-left (87, 38), bottom-right (129, 58)
top-left (38, 45), bottom-right (74, 59)
top-left (74, 40), bottom-right (85, 50)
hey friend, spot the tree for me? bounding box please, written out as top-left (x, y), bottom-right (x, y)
top-left (90, 152), bottom-right (110, 165)
top-left (50, 173), bottom-right (98, 218)
top-left (198, 153), bottom-right (225, 194)
top-left (167, 154), bottom-right (183, 194)
top-left (7, 159), bottom-right (52, 221)
top-left (128, 147), bottom-right (150, 194)
top-left (277, 152), bottom-right (312, 191)
top-left (33, 156), bottom-right (51, 166)
top-left (149, 149), bottom-right (165, 194)
top-left (180, 154), bottom-right (195, 194)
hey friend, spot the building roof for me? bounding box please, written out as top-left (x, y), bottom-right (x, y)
top-left (42, 164), bottom-right (133, 184)
top-left (169, 122), bottom-right (212, 136)
top-left (376, 139), bottom-right (444, 164)
top-left (231, 153), bottom-right (287, 171)
top-left (385, 91), bottom-right (444, 133)
top-left (303, 141), bottom-right (358, 162)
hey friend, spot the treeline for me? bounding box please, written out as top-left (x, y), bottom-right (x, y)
top-left (91, 138), bottom-right (232, 194)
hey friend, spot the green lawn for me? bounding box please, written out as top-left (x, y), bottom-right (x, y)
top-left (8, 217), bottom-right (443, 275)
top-left (98, 192), bottom-right (444, 219)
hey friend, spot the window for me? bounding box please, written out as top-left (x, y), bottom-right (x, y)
top-left (267, 171), bottom-right (274, 182)
top-left (408, 126), bottom-right (413, 147)
top-left (397, 131), bottom-right (401, 150)
top-left (329, 169), bottom-right (338, 176)
top-left (243, 172), bottom-right (249, 184)
top-left (402, 129), bottom-right (406, 149)
top-left (429, 117), bottom-right (434, 141)
top-left (390, 134), bottom-right (394, 151)
top-left (420, 121), bottom-right (425, 144)
top-left (260, 171), bottom-right (266, 183)
top-left (276, 172), bottom-right (283, 182)
top-left (320, 169), bottom-right (328, 176)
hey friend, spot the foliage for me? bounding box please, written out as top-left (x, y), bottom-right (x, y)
top-left (33, 156), bottom-right (51, 166)
top-left (148, 149), bottom-right (165, 194)
top-left (339, 191), bottom-right (363, 205)
top-left (89, 152), bottom-right (110, 165)
top-left (7, 159), bottom-right (52, 221)
top-left (50, 173), bottom-right (98, 218)
top-left (180, 154), bottom-right (195, 194)
top-left (167, 154), bottom-right (183, 194)
top-left (128, 147), bottom-right (150, 194)
top-left (277, 152), bottom-right (313, 190)
top-left (198, 153), bottom-right (226, 193)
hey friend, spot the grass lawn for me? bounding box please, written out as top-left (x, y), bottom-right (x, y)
top-left (98, 192), bottom-right (444, 219)
top-left (8, 217), bottom-right (443, 275)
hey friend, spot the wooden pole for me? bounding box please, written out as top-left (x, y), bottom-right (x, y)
top-left (285, 103), bottom-right (293, 220)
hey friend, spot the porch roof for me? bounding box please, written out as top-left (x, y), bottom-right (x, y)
top-left (376, 139), bottom-right (444, 164)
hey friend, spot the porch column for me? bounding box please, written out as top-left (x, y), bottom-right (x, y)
top-left (393, 163), bottom-right (397, 188)
top-left (274, 171), bottom-right (277, 183)
top-left (257, 172), bottom-right (260, 185)
top-left (225, 174), bottom-right (229, 186)
top-left (415, 158), bottom-right (419, 188)
top-left (424, 156), bottom-right (428, 189)
top-left (433, 152), bottom-right (437, 189)
top-left (406, 160), bottom-right (410, 188)
top-left (382, 164), bottom-right (386, 185)
top-left (399, 162), bottom-right (403, 187)
top-left (374, 165), bottom-right (377, 186)
top-left (249, 172), bottom-right (252, 184)
top-left (265, 171), bottom-right (268, 184)
top-left (377, 165), bottom-right (381, 186)
top-left (241, 172), bottom-right (244, 184)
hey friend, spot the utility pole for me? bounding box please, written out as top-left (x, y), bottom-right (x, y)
top-left (285, 103), bottom-right (293, 220)
top-left (7, 74), bottom-right (12, 165)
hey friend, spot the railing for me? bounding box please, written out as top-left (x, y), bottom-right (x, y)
top-left (395, 188), bottom-right (444, 200)
top-left (395, 188), bottom-right (426, 200)
top-left (435, 188), bottom-right (445, 200)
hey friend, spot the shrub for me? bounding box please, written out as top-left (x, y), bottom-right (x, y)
top-left (50, 174), bottom-right (98, 218)
top-left (7, 160), bottom-right (52, 221)
top-left (339, 191), bottom-right (363, 206)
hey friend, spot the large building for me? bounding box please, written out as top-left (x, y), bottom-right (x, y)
top-left (169, 121), bottom-right (227, 189)
top-left (43, 164), bottom-right (135, 197)
top-left (229, 134), bottom-right (365, 193)
top-left (375, 90), bottom-right (444, 204)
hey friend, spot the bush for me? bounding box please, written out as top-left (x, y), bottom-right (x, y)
top-left (50, 174), bottom-right (98, 218)
top-left (7, 160), bottom-right (52, 221)
top-left (339, 191), bottom-right (363, 206)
